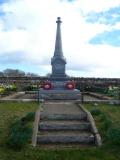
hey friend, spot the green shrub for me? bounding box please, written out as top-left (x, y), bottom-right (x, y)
top-left (97, 112), bottom-right (112, 131)
top-left (99, 113), bottom-right (108, 121)
top-left (21, 112), bottom-right (35, 122)
top-left (23, 85), bottom-right (37, 91)
top-left (0, 87), bottom-right (5, 94)
top-left (0, 87), bottom-right (9, 95)
top-left (10, 84), bottom-right (17, 91)
top-left (7, 121), bottom-right (32, 150)
top-left (90, 108), bottom-right (102, 116)
top-left (107, 127), bottom-right (120, 145)
top-left (102, 118), bottom-right (112, 131)
top-left (7, 112), bottom-right (34, 150)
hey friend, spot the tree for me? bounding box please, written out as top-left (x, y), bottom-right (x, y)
top-left (26, 72), bottom-right (39, 77)
top-left (3, 69), bottom-right (25, 77)
top-left (0, 71), bottom-right (4, 77)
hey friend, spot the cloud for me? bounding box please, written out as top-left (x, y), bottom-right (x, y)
top-left (0, 29), bottom-right (28, 54)
top-left (0, 51), bottom-right (26, 64)
top-left (86, 6), bottom-right (120, 25)
top-left (89, 29), bottom-right (120, 47)
top-left (73, 0), bottom-right (120, 13)
top-left (0, 0), bottom-right (120, 77)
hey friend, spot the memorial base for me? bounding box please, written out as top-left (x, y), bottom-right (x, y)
top-left (38, 89), bottom-right (81, 100)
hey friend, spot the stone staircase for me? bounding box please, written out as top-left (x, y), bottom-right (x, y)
top-left (36, 112), bottom-right (95, 145)
top-left (32, 101), bottom-right (101, 147)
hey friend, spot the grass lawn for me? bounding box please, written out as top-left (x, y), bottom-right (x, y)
top-left (0, 102), bottom-right (120, 160)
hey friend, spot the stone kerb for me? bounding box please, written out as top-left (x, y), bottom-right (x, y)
top-left (32, 100), bottom-right (44, 147)
top-left (76, 103), bottom-right (102, 147)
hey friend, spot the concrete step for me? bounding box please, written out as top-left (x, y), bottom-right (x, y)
top-left (37, 131), bottom-right (95, 144)
top-left (38, 130), bottom-right (92, 135)
top-left (36, 143), bottom-right (95, 148)
top-left (40, 113), bottom-right (87, 121)
top-left (39, 120), bottom-right (90, 131)
top-left (40, 120), bottom-right (88, 124)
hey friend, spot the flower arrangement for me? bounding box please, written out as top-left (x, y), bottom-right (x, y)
top-left (65, 81), bottom-right (75, 90)
top-left (43, 81), bottom-right (52, 90)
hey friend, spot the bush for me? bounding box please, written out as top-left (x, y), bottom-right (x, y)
top-left (7, 112), bottom-right (35, 150)
top-left (23, 85), bottom-right (37, 91)
top-left (90, 108), bottom-right (102, 116)
top-left (102, 118), bottom-right (112, 131)
top-left (99, 113), bottom-right (108, 121)
top-left (21, 112), bottom-right (35, 122)
top-left (7, 121), bottom-right (32, 150)
top-left (0, 87), bottom-right (9, 95)
top-left (107, 127), bottom-right (120, 145)
top-left (97, 112), bottom-right (112, 131)
top-left (10, 84), bottom-right (17, 91)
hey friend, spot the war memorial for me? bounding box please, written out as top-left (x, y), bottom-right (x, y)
top-left (38, 17), bottom-right (81, 100)
top-left (31, 17), bottom-right (102, 147)
top-left (0, 0), bottom-right (120, 157)
top-left (1, 17), bottom-right (120, 160)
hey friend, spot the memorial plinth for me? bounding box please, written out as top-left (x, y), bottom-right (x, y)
top-left (38, 89), bottom-right (80, 100)
top-left (39, 17), bottom-right (81, 100)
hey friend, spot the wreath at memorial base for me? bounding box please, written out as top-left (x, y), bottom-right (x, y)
top-left (43, 81), bottom-right (52, 90)
top-left (65, 81), bottom-right (75, 90)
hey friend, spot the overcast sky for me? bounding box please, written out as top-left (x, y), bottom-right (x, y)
top-left (0, 0), bottom-right (120, 78)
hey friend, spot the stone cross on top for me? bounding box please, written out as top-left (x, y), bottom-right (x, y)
top-left (56, 17), bottom-right (62, 24)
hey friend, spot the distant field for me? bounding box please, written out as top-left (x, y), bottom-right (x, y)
top-left (0, 102), bottom-right (120, 160)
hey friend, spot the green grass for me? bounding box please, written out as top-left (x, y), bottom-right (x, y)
top-left (0, 102), bottom-right (120, 160)
top-left (85, 103), bottom-right (120, 127)
top-left (0, 102), bottom-right (37, 145)
top-left (85, 103), bottom-right (120, 144)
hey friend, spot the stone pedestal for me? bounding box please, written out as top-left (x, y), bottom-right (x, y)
top-left (38, 89), bottom-right (81, 100)
top-left (38, 81), bottom-right (81, 100)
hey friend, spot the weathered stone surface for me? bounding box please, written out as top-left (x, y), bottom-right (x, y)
top-left (37, 132), bottom-right (94, 144)
top-left (39, 89), bottom-right (81, 100)
top-left (40, 113), bottom-right (87, 121)
top-left (49, 17), bottom-right (80, 98)
top-left (39, 121), bottom-right (90, 131)
top-left (37, 17), bottom-right (81, 100)
top-left (51, 17), bottom-right (66, 78)
top-left (36, 102), bottom-right (96, 146)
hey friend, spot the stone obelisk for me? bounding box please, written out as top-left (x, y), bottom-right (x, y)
top-left (38, 17), bottom-right (81, 100)
top-left (51, 17), bottom-right (67, 79)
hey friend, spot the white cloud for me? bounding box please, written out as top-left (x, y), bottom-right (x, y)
top-left (73, 0), bottom-right (120, 13)
top-left (0, 0), bottom-right (120, 77)
top-left (0, 29), bottom-right (28, 54)
top-left (65, 44), bottom-right (120, 77)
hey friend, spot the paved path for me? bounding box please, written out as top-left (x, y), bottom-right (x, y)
top-left (42, 101), bottom-right (85, 115)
